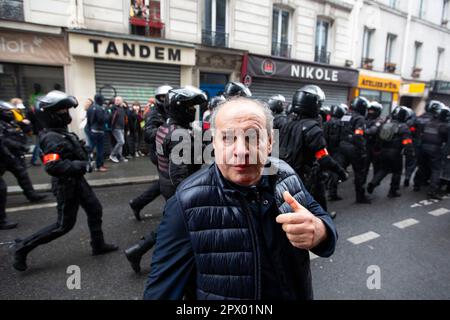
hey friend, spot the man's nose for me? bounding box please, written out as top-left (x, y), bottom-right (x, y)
top-left (234, 136), bottom-right (249, 159)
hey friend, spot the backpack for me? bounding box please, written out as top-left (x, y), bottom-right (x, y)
top-left (378, 121), bottom-right (399, 142)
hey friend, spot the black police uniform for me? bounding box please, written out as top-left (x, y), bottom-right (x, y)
top-left (280, 114), bottom-right (346, 211)
top-left (13, 91), bottom-right (117, 271)
top-left (0, 122), bottom-right (21, 229)
top-left (124, 87), bottom-right (207, 273)
top-left (364, 115), bottom-right (384, 181)
top-left (367, 111), bottom-right (413, 197)
top-left (414, 115), bottom-right (448, 198)
top-left (323, 113), bottom-right (345, 201)
top-left (334, 106), bottom-right (370, 203)
top-left (0, 118), bottom-right (45, 202)
top-left (403, 112), bottom-right (418, 186)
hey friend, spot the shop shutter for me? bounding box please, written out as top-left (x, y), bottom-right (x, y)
top-left (429, 93), bottom-right (450, 106)
top-left (249, 78), bottom-right (350, 106)
top-left (95, 59), bottom-right (180, 105)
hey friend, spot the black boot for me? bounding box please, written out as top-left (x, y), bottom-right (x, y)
top-left (0, 219), bottom-right (18, 230)
top-left (388, 190), bottom-right (401, 198)
top-left (27, 193), bottom-right (47, 203)
top-left (427, 192), bottom-right (443, 201)
top-left (124, 232), bottom-right (157, 273)
top-left (413, 185), bottom-right (421, 192)
top-left (367, 183), bottom-right (375, 194)
top-left (328, 194), bottom-right (343, 202)
top-left (129, 199), bottom-right (142, 221)
top-left (12, 240), bottom-right (27, 271)
top-left (91, 238), bottom-right (118, 256)
top-left (403, 179), bottom-right (410, 187)
top-left (356, 191), bottom-right (371, 204)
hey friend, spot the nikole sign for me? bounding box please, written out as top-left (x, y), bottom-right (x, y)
top-left (247, 54), bottom-right (358, 87)
top-left (68, 33), bottom-right (195, 66)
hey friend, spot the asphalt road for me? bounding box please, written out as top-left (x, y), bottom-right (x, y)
top-left (1, 173), bottom-right (449, 300)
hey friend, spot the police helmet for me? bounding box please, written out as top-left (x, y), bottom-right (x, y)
top-left (166, 86), bottom-right (208, 124)
top-left (425, 100), bottom-right (444, 115)
top-left (391, 106), bottom-right (410, 123)
top-left (0, 100), bottom-right (15, 122)
top-left (438, 106), bottom-right (450, 122)
top-left (291, 85), bottom-right (325, 118)
top-left (37, 90), bottom-right (78, 111)
top-left (223, 82), bottom-right (252, 98)
top-left (331, 104), bottom-right (347, 119)
top-left (209, 95), bottom-right (226, 111)
top-left (368, 101), bottom-right (383, 119)
top-left (268, 94), bottom-right (286, 114)
top-left (351, 96), bottom-right (370, 116)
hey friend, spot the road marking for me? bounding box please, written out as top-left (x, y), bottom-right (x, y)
top-left (428, 208), bottom-right (450, 217)
top-left (309, 252), bottom-right (319, 260)
top-left (347, 231), bottom-right (380, 245)
top-left (393, 218), bottom-right (419, 229)
top-left (6, 202), bottom-right (57, 213)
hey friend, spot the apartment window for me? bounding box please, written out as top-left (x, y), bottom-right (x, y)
top-left (436, 48), bottom-right (445, 78)
top-left (389, 0), bottom-right (398, 9)
top-left (362, 27), bottom-right (375, 68)
top-left (443, 0), bottom-right (449, 25)
top-left (385, 33), bottom-right (397, 72)
top-left (418, 0), bottom-right (426, 18)
top-left (315, 19), bottom-right (331, 64)
top-left (203, 0), bottom-right (228, 47)
top-left (413, 42), bottom-right (423, 68)
top-left (272, 7), bottom-right (291, 58)
top-left (129, 0), bottom-right (164, 38)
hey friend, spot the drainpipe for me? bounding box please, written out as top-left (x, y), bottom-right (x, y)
top-left (400, 0), bottom-right (413, 76)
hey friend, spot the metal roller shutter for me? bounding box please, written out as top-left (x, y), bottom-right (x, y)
top-left (250, 78), bottom-right (350, 106)
top-left (429, 93), bottom-right (450, 106)
top-left (95, 59), bottom-right (180, 105)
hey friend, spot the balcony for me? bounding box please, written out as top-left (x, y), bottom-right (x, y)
top-left (129, 16), bottom-right (165, 38)
top-left (315, 48), bottom-right (331, 64)
top-left (412, 67), bottom-right (422, 78)
top-left (201, 30), bottom-right (229, 48)
top-left (271, 41), bottom-right (292, 59)
top-left (361, 57), bottom-right (374, 70)
top-left (385, 62), bottom-right (397, 73)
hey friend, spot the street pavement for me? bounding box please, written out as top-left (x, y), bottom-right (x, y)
top-left (1, 168), bottom-right (450, 300)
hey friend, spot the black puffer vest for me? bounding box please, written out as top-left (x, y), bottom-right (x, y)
top-left (176, 158), bottom-right (314, 300)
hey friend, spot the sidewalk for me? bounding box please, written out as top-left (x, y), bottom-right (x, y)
top-left (4, 156), bottom-right (158, 195)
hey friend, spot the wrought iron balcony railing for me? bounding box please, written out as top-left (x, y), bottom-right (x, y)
top-left (202, 29), bottom-right (229, 48)
top-left (271, 41), bottom-right (292, 58)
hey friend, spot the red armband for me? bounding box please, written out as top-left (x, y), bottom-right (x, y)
top-left (402, 139), bottom-right (413, 145)
top-left (315, 148), bottom-right (329, 160)
top-left (42, 153), bottom-right (61, 165)
top-left (354, 129), bottom-right (364, 135)
top-left (409, 126), bottom-right (416, 132)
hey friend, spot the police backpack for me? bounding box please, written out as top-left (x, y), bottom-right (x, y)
top-left (378, 121), bottom-right (399, 142)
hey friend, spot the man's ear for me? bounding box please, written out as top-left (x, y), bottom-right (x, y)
top-left (267, 129), bottom-right (274, 154)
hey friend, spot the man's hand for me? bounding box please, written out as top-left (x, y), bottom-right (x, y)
top-left (276, 191), bottom-right (328, 250)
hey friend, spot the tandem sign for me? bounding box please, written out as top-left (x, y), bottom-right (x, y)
top-left (246, 54), bottom-right (358, 87)
top-left (68, 32), bottom-right (195, 66)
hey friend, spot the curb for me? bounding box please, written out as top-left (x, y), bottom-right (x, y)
top-left (7, 175), bottom-right (159, 195)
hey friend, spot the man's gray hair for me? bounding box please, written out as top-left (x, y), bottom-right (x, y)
top-left (210, 96), bottom-right (274, 133)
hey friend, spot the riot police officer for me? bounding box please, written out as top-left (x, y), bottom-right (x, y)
top-left (0, 102), bottom-right (22, 230)
top-left (403, 108), bottom-right (418, 187)
top-left (364, 101), bottom-right (384, 181)
top-left (413, 101), bottom-right (445, 196)
top-left (13, 91), bottom-right (118, 271)
top-left (366, 106), bottom-right (414, 198)
top-left (223, 81), bottom-right (252, 98)
top-left (279, 85), bottom-right (347, 215)
top-left (129, 85), bottom-right (172, 221)
top-left (0, 101), bottom-right (46, 204)
top-left (334, 96), bottom-right (371, 203)
top-left (124, 86), bottom-right (208, 273)
top-left (268, 94), bottom-right (288, 130)
top-left (323, 104), bottom-right (347, 201)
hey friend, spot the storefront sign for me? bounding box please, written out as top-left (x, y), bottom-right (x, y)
top-left (358, 75), bottom-right (401, 93)
top-left (401, 83), bottom-right (425, 96)
top-left (69, 33), bottom-right (195, 66)
top-left (0, 30), bottom-right (68, 65)
top-left (246, 54), bottom-right (358, 87)
top-left (431, 80), bottom-right (450, 95)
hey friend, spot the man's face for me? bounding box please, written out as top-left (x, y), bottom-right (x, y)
top-left (115, 97), bottom-right (123, 105)
top-left (213, 101), bottom-right (272, 186)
